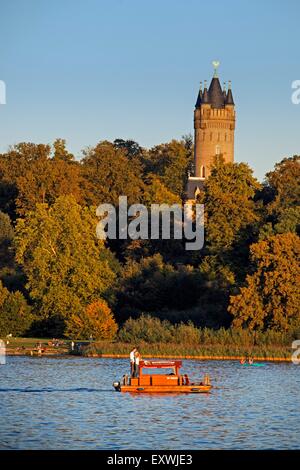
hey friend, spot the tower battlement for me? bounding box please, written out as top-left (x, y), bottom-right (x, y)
top-left (187, 62), bottom-right (236, 200)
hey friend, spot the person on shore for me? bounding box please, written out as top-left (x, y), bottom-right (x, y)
top-left (130, 347), bottom-right (137, 377)
top-left (134, 349), bottom-right (141, 377)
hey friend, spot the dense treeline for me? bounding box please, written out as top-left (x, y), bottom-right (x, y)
top-left (0, 137), bottom-right (299, 340)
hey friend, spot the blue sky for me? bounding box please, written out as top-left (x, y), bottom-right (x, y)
top-left (0, 0), bottom-right (299, 180)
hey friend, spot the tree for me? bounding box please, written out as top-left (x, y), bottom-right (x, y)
top-left (0, 210), bottom-right (25, 291)
top-left (15, 196), bottom-right (118, 334)
top-left (0, 143), bottom-right (51, 218)
top-left (228, 233), bottom-right (300, 331)
top-left (258, 156), bottom-right (300, 239)
top-left (203, 158), bottom-right (261, 253)
top-left (65, 300), bottom-right (118, 340)
top-left (16, 156), bottom-right (82, 215)
top-left (142, 174), bottom-right (181, 206)
top-left (116, 254), bottom-right (202, 321)
top-left (53, 138), bottom-right (74, 162)
top-left (0, 141), bottom-right (81, 217)
top-left (0, 281), bottom-right (33, 336)
top-left (113, 139), bottom-right (144, 159)
top-left (0, 210), bottom-right (14, 269)
top-left (199, 158), bottom-right (261, 286)
top-left (264, 155), bottom-right (300, 212)
top-left (143, 140), bottom-right (192, 198)
top-left (80, 141), bottom-right (144, 206)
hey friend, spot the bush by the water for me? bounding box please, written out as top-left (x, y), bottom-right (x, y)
top-left (65, 300), bottom-right (118, 340)
top-left (116, 314), bottom-right (295, 350)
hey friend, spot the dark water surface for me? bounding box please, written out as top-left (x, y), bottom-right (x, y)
top-left (0, 356), bottom-right (299, 449)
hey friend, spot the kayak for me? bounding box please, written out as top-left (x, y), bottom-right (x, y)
top-left (241, 363), bottom-right (265, 367)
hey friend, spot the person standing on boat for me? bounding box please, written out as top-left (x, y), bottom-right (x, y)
top-left (134, 349), bottom-right (141, 377)
top-left (130, 347), bottom-right (137, 377)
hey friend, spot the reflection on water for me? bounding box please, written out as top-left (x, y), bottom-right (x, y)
top-left (0, 356), bottom-right (299, 449)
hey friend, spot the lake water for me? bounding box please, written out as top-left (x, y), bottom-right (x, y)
top-left (0, 356), bottom-right (299, 450)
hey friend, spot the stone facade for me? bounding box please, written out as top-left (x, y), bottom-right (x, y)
top-left (186, 64), bottom-right (235, 200)
top-left (194, 100), bottom-right (235, 178)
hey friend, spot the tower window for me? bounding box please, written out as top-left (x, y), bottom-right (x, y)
top-left (215, 145), bottom-right (221, 155)
top-left (201, 166), bottom-right (205, 178)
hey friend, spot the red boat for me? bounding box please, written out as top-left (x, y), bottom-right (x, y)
top-left (113, 359), bottom-right (212, 393)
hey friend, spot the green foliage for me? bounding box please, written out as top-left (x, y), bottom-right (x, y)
top-left (116, 254), bottom-right (202, 320)
top-left (265, 155), bottom-right (300, 212)
top-left (1, 137), bottom-right (299, 338)
top-left (143, 140), bottom-right (192, 198)
top-left (0, 281), bottom-right (33, 336)
top-left (113, 139), bottom-right (144, 159)
top-left (15, 195), bottom-right (118, 332)
top-left (258, 156), bottom-right (300, 239)
top-left (81, 141), bottom-right (144, 206)
top-left (0, 210), bottom-right (14, 269)
top-left (0, 141), bottom-right (82, 218)
top-left (114, 316), bottom-right (294, 357)
top-left (118, 314), bottom-right (175, 343)
top-left (0, 210), bottom-right (24, 291)
top-left (174, 321), bottom-right (201, 344)
top-left (142, 174), bottom-right (181, 206)
top-left (203, 158), bottom-right (260, 255)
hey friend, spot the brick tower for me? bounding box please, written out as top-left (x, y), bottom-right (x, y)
top-left (187, 62), bottom-right (235, 199)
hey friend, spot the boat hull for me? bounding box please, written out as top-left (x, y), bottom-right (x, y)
top-left (119, 384), bottom-right (212, 393)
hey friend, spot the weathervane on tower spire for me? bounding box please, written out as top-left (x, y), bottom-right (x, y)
top-left (212, 60), bottom-right (220, 77)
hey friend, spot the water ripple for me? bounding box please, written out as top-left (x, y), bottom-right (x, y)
top-left (0, 357), bottom-right (299, 449)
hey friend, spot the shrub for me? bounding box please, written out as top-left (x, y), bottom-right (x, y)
top-left (0, 281), bottom-right (33, 336)
top-left (118, 314), bottom-right (175, 343)
top-left (174, 321), bottom-right (200, 345)
top-left (65, 299), bottom-right (118, 340)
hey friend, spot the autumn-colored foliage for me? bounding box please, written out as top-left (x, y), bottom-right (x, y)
top-left (65, 300), bottom-right (118, 340)
top-left (229, 233), bottom-right (300, 330)
top-left (0, 138), bottom-right (299, 337)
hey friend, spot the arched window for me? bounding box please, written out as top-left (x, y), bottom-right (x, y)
top-left (215, 145), bottom-right (221, 155)
top-left (201, 166), bottom-right (205, 178)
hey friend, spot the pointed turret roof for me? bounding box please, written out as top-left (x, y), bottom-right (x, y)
top-left (195, 82), bottom-right (203, 108)
top-left (208, 77), bottom-right (225, 108)
top-left (195, 91), bottom-right (202, 108)
top-left (195, 63), bottom-right (234, 109)
top-left (201, 81), bottom-right (210, 104)
top-left (225, 83), bottom-right (234, 105)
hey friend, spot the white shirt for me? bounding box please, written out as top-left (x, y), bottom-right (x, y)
top-left (130, 351), bottom-right (135, 363)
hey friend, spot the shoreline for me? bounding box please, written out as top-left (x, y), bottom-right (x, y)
top-left (6, 351), bottom-right (292, 362)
